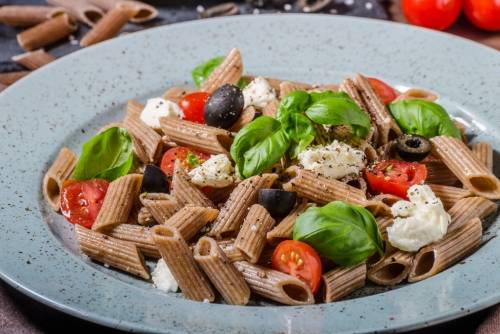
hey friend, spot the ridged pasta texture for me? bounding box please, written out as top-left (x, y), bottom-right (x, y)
top-left (108, 224), bottom-right (160, 258)
top-left (43, 147), bottom-right (77, 211)
top-left (367, 251), bottom-right (413, 286)
top-left (201, 48), bottom-right (243, 94)
top-left (164, 206), bottom-right (219, 241)
top-left (322, 263), bottom-right (366, 302)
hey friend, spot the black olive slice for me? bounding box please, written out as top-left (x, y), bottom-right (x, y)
top-left (396, 134), bottom-right (432, 162)
top-left (258, 189), bottom-right (297, 218)
top-left (141, 165), bottom-right (169, 193)
top-left (204, 84), bottom-right (244, 129)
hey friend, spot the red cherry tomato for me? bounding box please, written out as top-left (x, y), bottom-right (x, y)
top-left (464, 0), bottom-right (500, 31)
top-left (160, 147), bottom-right (210, 177)
top-left (402, 0), bottom-right (463, 30)
top-left (365, 160), bottom-right (428, 199)
top-left (178, 92), bottom-right (210, 124)
top-left (271, 240), bottom-right (322, 294)
top-left (60, 179), bottom-right (109, 228)
top-left (368, 78), bottom-right (398, 105)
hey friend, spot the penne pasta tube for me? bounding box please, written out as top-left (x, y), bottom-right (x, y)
top-left (164, 206), bottom-right (219, 241)
top-left (47, 0), bottom-right (104, 26)
top-left (88, 0), bottom-right (158, 23)
top-left (267, 200), bottom-right (310, 245)
top-left (75, 225), bottom-right (150, 279)
top-left (424, 159), bottom-right (459, 186)
top-left (372, 193), bottom-right (402, 207)
top-left (171, 160), bottom-right (214, 208)
top-left (431, 136), bottom-right (500, 199)
top-left (12, 49), bottom-right (55, 70)
top-left (309, 83), bottom-right (339, 93)
top-left (201, 48), bottom-right (243, 94)
top-left (0, 71), bottom-right (30, 86)
top-left (92, 174), bottom-right (142, 232)
top-left (123, 109), bottom-right (163, 163)
top-left (428, 184), bottom-right (473, 210)
top-left (209, 174), bottom-right (278, 238)
top-left (139, 193), bottom-right (179, 224)
top-left (42, 147), bottom-right (77, 211)
top-left (408, 218), bottom-right (482, 282)
top-left (126, 99), bottom-right (143, 118)
top-left (393, 88), bottom-right (437, 102)
top-left (194, 237), bottom-right (250, 305)
top-left (234, 204), bottom-right (275, 263)
top-left (279, 81), bottom-right (313, 98)
top-left (151, 225), bottom-right (215, 302)
top-left (137, 206), bottom-right (155, 226)
top-left (447, 196), bottom-right (497, 233)
top-left (217, 239), bottom-right (246, 262)
top-left (234, 261), bottom-right (314, 305)
top-left (108, 224), bottom-right (160, 258)
top-left (261, 99), bottom-right (279, 118)
top-left (161, 86), bottom-right (189, 103)
top-left (322, 263), bottom-right (366, 303)
top-left (206, 184), bottom-right (236, 204)
top-left (367, 251), bottom-right (413, 286)
top-left (0, 5), bottom-right (66, 27)
top-left (376, 216), bottom-right (393, 236)
top-left (471, 142), bottom-right (493, 172)
top-left (80, 6), bottom-right (135, 47)
top-left (160, 117), bottom-right (233, 155)
top-left (17, 13), bottom-right (77, 51)
top-left (229, 106), bottom-right (256, 132)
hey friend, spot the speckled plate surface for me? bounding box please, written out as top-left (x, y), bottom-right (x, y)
top-left (0, 14), bottom-right (499, 334)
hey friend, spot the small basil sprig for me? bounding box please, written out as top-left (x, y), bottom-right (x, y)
top-left (72, 127), bottom-right (134, 182)
top-left (389, 99), bottom-right (461, 139)
top-left (192, 56), bottom-right (246, 89)
top-left (293, 201), bottom-right (384, 266)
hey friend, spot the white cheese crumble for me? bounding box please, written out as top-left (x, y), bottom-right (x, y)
top-left (297, 140), bottom-right (366, 179)
top-left (387, 185), bottom-right (450, 252)
top-left (188, 154), bottom-right (235, 188)
top-left (140, 97), bottom-right (183, 129)
top-left (151, 259), bottom-right (178, 293)
top-left (243, 77), bottom-right (276, 109)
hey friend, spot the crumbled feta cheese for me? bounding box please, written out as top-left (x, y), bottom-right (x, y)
top-left (140, 97), bottom-right (183, 129)
top-left (152, 259), bottom-right (178, 293)
top-left (387, 185), bottom-right (450, 252)
top-left (243, 77), bottom-right (276, 109)
top-left (297, 140), bottom-right (366, 179)
top-left (188, 154), bottom-right (235, 188)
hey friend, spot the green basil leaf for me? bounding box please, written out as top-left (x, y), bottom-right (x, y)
top-left (276, 91), bottom-right (311, 123)
top-left (192, 56), bottom-right (224, 88)
top-left (293, 201), bottom-right (384, 266)
top-left (230, 116), bottom-right (290, 178)
top-left (281, 113), bottom-right (316, 158)
top-left (309, 91), bottom-right (349, 104)
top-left (389, 100), bottom-right (461, 139)
top-left (72, 127), bottom-right (134, 182)
top-left (305, 97), bottom-right (372, 139)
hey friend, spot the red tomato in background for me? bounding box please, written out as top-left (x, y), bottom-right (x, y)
top-left (402, 0), bottom-right (463, 30)
top-left (178, 92), bottom-right (210, 124)
top-left (365, 160), bottom-right (427, 199)
top-left (160, 147), bottom-right (210, 177)
top-left (464, 0), bottom-right (500, 31)
top-left (60, 179), bottom-right (109, 228)
top-left (272, 240), bottom-right (322, 294)
top-left (368, 78), bottom-right (398, 105)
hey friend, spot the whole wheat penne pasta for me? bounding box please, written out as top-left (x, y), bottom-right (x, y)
top-left (194, 237), bottom-right (250, 305)
top-left (209, 174), bottom-right (278, 238)
top-left (151, 225), bottom-right (215, 302)
top-left (431, 136), bottom-right (500, 199)
top-left (75, 225), bottom-right (150, 279)
top-left (471, 142), bottom-right (493, 172)
top-left (12, 49), bottom-right (55, 70)
top-left (322, 263), bottom-right (366, 303)
top-left (376, 216), bottom-right (393, 236)
top-left (0, 71), bottom-right (30, 85)
top-left (372, 193), bottom-right (402, 207)
top-left (108, 224), bottom-right (160, 258)
top-left (126, 201), bottom-right (140, 224)
top-left (47, 0), bottom-right (104, 26)
top-left (267, 200), bottom-right (310, 245)
top-left (137, 206), bottom-right (155, 226)
top-left (164, 206), bottom-right (219, 241)
top-left (92, 174), bottom-right (142, 232)
top-left (393, 88), bottom-right (437, 102)
top-left (309, 83), bottom-right (339, 93)
top-left (206, 184), bottom-right (236, 204)
top-left (428, 184), bottom-right (473, 210)
top-left (80, 6), bottom-right (135, 47)
top-left (424, 159), bottom-right (459, 186)
top-left (123, 109), bottom-right (163, 163)
top-left (367, 251), bottom-right (413, 286)
top-left (42, 147), bottom-right (77, 211)
top-left (0, 83), bottom-right (7, 92)
top-left (279, 80), bottom-right (313, 99)
top-left (234, 204), bottom-right (275, 263)
top-left (408, 217), bottom-right (482, 282)
top-left (17, 13), bottom-right (77, 51)
top-left (447, 197), bottom-right (497, 233)
top-left (88, 0), bottom-right (158, 23)
top-left (201, 48), bottom-right (243, 94)
top-left (261, 99), bottom-right (279, 118)
top-left (217, 239), bottom-right (246, 262)
top-left (0, 5), bottom-right (66, 27)
top-left (172, 160), bottom-right (214, 208)
top-left (139, 193), bottom-right (179, 224)
top-left (126, 99), bottom-right (143, 118)
top-left (161, 86), bottom-right (189, 103)
top-left (229, 106), bottom-right (256, 132)
top-left (160, 117), bottom-right (233, 155)
top-left (234, 261), bottom-right (314, 305)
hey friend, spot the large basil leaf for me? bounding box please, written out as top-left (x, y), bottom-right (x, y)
top-left (230, 116), bottom-right (290, 178)
top-left (293, 201), bottom-right (384, 266)
top-left (388, 99), bottom-right (461, 139)
top-left (309, 91), bottom-right (349, 104)
top-left (72, 127), bottom-right (134, 182)
top-left (276, 91), bottom-right (311, 123)
top-left (281, 112), bottom-right (316, 159)
top-left (305, 97), bottom-right (372, 139)
top-left (192, 56), bottom-right (247, 89)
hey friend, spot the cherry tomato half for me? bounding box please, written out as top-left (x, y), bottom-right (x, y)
top-left (60, 179), bottom-right (109, 228)
top-left (272, 240), bottom-right (322, 294)
top-left (402, 0), bottom-right (463, 30)
top-left (178, 92), bottom-right (210, 124)
top-left (160, 147), bottom-right (210, 177)
top-left (464, 0), bottom-right (500, 31)
top-left (368, 78), bottom-right (398, 105)
top-left (365, 160), bottom-right (427, 199)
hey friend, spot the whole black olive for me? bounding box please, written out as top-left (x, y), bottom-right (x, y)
top-left (141, 165), bottom-right (169, 193)
top-left (204, 84), bottom-right (244, 129)
top-left (396, 134), bottom-right (432, 162)
top-left (258, 189), bottom-right (297, 218)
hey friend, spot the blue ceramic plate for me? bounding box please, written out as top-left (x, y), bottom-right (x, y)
top-left (0, 14), bottom-right (499, 334)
